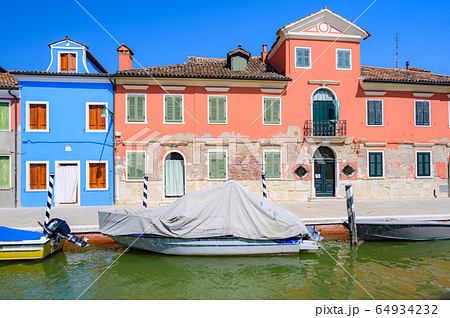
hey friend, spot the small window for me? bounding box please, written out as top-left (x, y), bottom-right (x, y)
top-left (87, 162), bottom-right (107, 189)
top-left (336, 49), bottom-right (351, 70)
top-left (127, 94), bottom-right (146, 123)
top-left (342, 163), bottom-right (357, 178)
top-left (231, 56), bottom-right (247, 71)
top-left (264, 151), bottom-right (281, 179)
top-left (295, 47), bottom-right (311, 68)
top-left (415, 101), bottom-right (430, 126)
top-left (208, 151), bottom-right (227, 180)
top-left (0, 101), bottom-right (10, 131)
top-left (294, 164), bottom-right (309, 179)
top-left (88, 104), bottom-right (107, 131)
top-left (28, 103), bottom-right (48, 131)
top-left (263, 97), bottom-right (281, 125)
top-left (60, 53), bottom-right (76, 72)
top-left (164, 94), bottom-right (183, 123)
top-left (208, 96), bottom-right (227, 124)
top-left (28, 163), bottom-right (47, 190)
top-left (0, 155), bottom-right (11, 188)
top-left (368, 152), bottom-right (383, 178)
top-left (367, 100), bottom-right (383, 126)
top-left (127, 151), bottom-right (146, 180)
top-left (417, 152), bottom-right (431, 177)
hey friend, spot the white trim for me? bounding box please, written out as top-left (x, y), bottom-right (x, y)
top-left (414, 100), bottom-right (431, 127)
top-left (207, 149), bottom-right (228, 180)
top-left (294, 47), bottom-right (312, 69)
top-left (26, 161), bottom-right (49, 192)
top-left (125, 150), bottom-right (147, 181)
top-left (85, 102), bottom-right (109, 132)
top-left (364, 91), bottom-right (387, 96)
top-left (308, 80), bottom-right (341, 86)
top-left (25, 101), bottom-right (49, 132)
top-left (13, 74), bottom-right (111, 84)
top-left (205, 87), bottom-right (230, 92)
top-left (0, 100), bottom-right (11, 131)
top-left (336, 48), bottom-right (352, 70)
top-left (46, 48), bottom-right (54, 72)
top-left (0, 154), bottom-right (12, 189)
top-left (366, 99), bottom-right (384, 127)
top-left (207, 95), bottom-right (228, 125)
top-left (86, 160), bottom-right (109, 191)
top-left (262, 96), bottom-right (282, 125)
top-left (161, 86), bottom-right (186, 91)
top-left (57, 51), bottom-right (78, 73)
top-left (260, 88), bottom-right (284, 93)
top-left (263, 149), bottom-right (283, 180)
top-left (82, 49), bottom-right (89, 74)
top-left (123, 85), bottom-right (149, 90)
top-left (163, 94), bottom-right (184, 124)
top-left (367, 150), bottom-right (385, 179)
top-left (415, 150), bottom-right (433, 179)
top-left (125, 93), bottom-right (147, 124)
top-left (162, 150), bottom-right (187, 198)
top-left (54, 161), bottom-right (81, 205)
top-left (413, 92), bottom-right (434, 98)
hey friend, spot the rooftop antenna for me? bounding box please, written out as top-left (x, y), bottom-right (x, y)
top-left (395, 33), bottom-right (399, 68)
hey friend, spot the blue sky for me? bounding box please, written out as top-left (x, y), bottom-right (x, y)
top-left (1, 0), bottom-right (449, 74)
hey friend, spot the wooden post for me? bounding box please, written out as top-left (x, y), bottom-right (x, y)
top-left (345, 185), bottom-right (358, 244)
top-left (261, 172), bottom-right (267, 200)
top-left (143, 175), bottom-right (148, 208)
top-left (45, 173), bottom-right (55, 226)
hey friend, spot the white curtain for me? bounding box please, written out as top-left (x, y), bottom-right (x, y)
top-left (165, 160), bottom-right (184, 196)
top-left (55, 165), bottom-right (79, 204)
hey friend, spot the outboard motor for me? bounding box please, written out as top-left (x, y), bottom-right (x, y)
top-left (39, 218), bottom-right (89, 247)
top-left (306, 225), bottom-right (323, 242)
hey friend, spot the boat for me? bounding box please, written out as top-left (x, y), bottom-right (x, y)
top-left (343, 219), bottom-right (450, 241)
top-left (99, 180), bottom-right (321, 255)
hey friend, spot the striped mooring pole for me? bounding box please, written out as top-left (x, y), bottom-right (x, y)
top-left (45, 173), bottom-right (55, 226)
top-left (143, 175), bottom-right (148, 208)
top-left (345, 185), bottom-right (358, 244)
top-left (261, 172), bottom-right (267, 200)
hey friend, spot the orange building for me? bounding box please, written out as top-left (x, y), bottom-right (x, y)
top-left (114, 8), bottom-right (450, 204)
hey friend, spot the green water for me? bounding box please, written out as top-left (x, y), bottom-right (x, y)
top-left (0, 239), bottom-right (449, 300)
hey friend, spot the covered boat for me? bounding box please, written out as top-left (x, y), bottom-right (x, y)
top-left (99, 180), bottom-right (320, 255)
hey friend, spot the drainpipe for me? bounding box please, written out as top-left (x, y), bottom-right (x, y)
top-left (108, 76), bottom-right (117, 205)
top-left (8, 88), bottom-right (18, 208)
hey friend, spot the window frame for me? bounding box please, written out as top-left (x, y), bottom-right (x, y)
top-left (366, 99), bottom-right (384, 126)
top-left (85, 102), bottom-right (109, 132)
top-left (0, 154), bottom-right (12, 189)
top-left (263, 149), bottom-right (282, 180)
top-left (125, 93), bottom-right (147, 124)
top-left (262, 96), bottom-right (282, 125)
top-left (336, 49), bottom-right (352, 70)
top-left (86, 160), bottom-right (109, 190)
top-left (415, 150), bottom-right (432, 179)
top-left (58, 51), bottom-right (78, 72)
top-left (126, 150), bottom-right (147, 181)
top-left (367, 150), bottom-right (385, 179)
top-left (207, 150), bottom-right (228, 180)
top-left (295, 47), bottom-right (312, 69)
top-left (26, 161), bottom-right (49, 192)
top-left (207, 95), bottom-right (228, 124)
top-left (414, 100), bottom-right (431, 127)
top-left (163, 94), bottom-right (184, 124)
top-left (26, 101), bottom-right (49, 132)
top-left (0, 100), bottom-right (11, 131)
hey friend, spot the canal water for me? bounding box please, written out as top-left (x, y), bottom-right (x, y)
top-left (0, 239), bottom-right (449, 300)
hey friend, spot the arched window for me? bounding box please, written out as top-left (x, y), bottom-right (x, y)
top-left (312, 89), bottom-right (335, 101)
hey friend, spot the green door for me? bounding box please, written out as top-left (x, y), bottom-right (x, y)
top-left (312, 101), bottom-right (336, 136)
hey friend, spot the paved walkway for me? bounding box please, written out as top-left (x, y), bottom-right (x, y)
top-left (0, 198), bottom-right (449, 233)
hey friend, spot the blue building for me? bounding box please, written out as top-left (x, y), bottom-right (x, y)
top-left (12, 37), bottom-right (114, 207)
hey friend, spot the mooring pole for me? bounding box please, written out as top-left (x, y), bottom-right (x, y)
top-left (261, 172), bottom-right (267, 200)
top-left (143, 175), bottom-right (148, 208)
top-left (45, 173), bottom-right (55, 226)
top-left (345, 185), bottom-right (358, 244)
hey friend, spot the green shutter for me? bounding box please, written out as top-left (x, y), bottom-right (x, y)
top-left (0, 102), bottom-right (9, 130)
top-left (264, 98), bottom-right (280, 124)
top-left (369, 152), bottom-right (383, 177)
top-left (127, 94), bottom-right (145, 122)
top-left (127, 152), bottom-right (145, 180)
top-left (0, 156), bottom-right (10, 188)
top-left (165, 95), bottom-right (183, 122)
top-left (417, 153), bottom-right (431, 177)
top-left (209, 152), bottom-right (226, 179)
top-left (265, 152), bottom-right (281, 178)
top-left (209, 96), bottom-right (227, 123)
top-left (296, 48), bottom-right (310, 68)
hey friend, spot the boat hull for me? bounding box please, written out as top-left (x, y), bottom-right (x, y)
top-left (0, 237), bottom-right (64, 261)
top-left (110, 235), bottom-right (319, 256)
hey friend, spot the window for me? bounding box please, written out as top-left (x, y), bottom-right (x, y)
top-left (27, 102), bottom-right (48, 131)
top-left (295, 47), bottom-right (311, 68)
top-left (367, 100), bottom-right (383, 126)
top-left (0, 155), bottom-right (11, 188)
top-left (208, 96), bottom-right (227, 124)
top-left (415, 101), bottom-right (430, 126)
top-left (60, 53), bottom-right (76, 72)
top-left (127, 151), bottom-right (146, 180)
top-left (336, 49), bottom-right (351, 70)
top-left (231, 56), bottom-right (247, 71)
top-left (87, 161), bottom-right (108, 190)
top-left (0, 101), bottom-right (10, 131)
top-left (263, 97), bottom-right (281, 125)
top-left (27, 162), bottom-right (48, 191)
top-left (126, 94), bottom-right (146, 123)
top-left (87, 103), bottom-right (107, 131)
top-left (294, 164), bottom-right (309, 180)
top-left (264, 151), bottom-right (281, 179)
top-left (417, 152), bottom-right (431, 177)
top-left (164, 94), bottom-right (183, 123)
top-left (368, 151), bottom-right (383, 178)
top-left (208, 151), bottom-right (227, 180)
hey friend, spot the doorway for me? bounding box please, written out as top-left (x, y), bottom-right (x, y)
top-left (55, 162), bottom-right (80, 204)
top-left (312, 89), bottom-right (337, 136)
top-left (164, 152), bottom-right (185, 198)
top-left (313, 147), bottom-right (335, 197)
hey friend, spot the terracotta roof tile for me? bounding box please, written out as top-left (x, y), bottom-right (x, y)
top-left (361, 65), bottom-right (450, 85)
top-left (0, 67), bottom-right (18, 88)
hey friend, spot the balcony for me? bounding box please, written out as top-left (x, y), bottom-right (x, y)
top-left (303, 120), bottom-right (347, 143)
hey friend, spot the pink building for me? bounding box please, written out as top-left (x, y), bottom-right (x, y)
top-left (113, 8), bottom-right (450, 204)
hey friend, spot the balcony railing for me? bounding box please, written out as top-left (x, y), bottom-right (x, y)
top-left (304, 120), bottom-right (347, 137)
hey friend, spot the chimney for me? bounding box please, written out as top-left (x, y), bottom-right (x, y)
top-left (261, 44), bottom-right (268, 62)
top-left (406, 61), bottom-right (409, 70)
top-left (117, 44), bottom-right (134, 70)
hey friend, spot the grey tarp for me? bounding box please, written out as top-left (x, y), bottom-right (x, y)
top-left (98, 180), bottom-right (308, 240)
